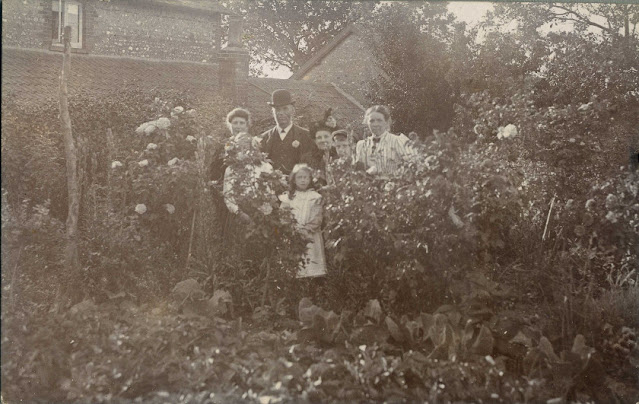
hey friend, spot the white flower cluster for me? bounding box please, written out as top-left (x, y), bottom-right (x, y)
top-left (170, 106), bottom-right (197, 118)
top-left (497, 124), bottom-right (518, 140)
top-left (171, 106), bottom-right (184, 117)
top-left (577, 102), bottom-right (593, 112)
top-left (135, 117), bottom-right (171, 135)
top-left (133, 203), bottom-right (176, 215)
top-left (135, 204), bottom-right (147, 214)
top-left (258, 203), bottom-right (273, 215)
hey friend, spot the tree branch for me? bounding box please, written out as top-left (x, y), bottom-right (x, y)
top-left (551, 5), bottom-right (615, 34)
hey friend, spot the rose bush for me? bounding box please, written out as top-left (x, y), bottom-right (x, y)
top-left (321, 126), bottom-right (537, 314)
top-left (212, 135), bottom-right (308, 311)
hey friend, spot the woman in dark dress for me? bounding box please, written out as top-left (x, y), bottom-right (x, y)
top-left (301, 122), bottom-right (338, 187)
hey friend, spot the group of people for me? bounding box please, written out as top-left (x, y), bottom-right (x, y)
top-left (222, 89), bottom-right (416, 278)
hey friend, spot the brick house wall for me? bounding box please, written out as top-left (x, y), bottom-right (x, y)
top-left (297, 32), bottom-right (381, 106)
top-left (2, 0), bottom-right (221, 63)
top-left (2, 0), bottom-right (47, 49)
top-left (2, 0), bottom-right (364, 124)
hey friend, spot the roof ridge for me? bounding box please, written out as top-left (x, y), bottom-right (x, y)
top-left (1, 46), bottom-right (219, 67)
top-left (330, 82), bottom-right (365, 112)
top-left (290, 24), bottom-right (358, 80)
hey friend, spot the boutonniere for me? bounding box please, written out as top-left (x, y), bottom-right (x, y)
top-left (292, 140), bottom-right (300, 148)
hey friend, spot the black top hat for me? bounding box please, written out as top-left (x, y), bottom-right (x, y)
top-left (267, 89), bottom-right (295, 107)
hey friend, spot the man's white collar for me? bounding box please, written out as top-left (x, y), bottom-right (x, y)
top-left (277, 122), bottom-right (294, 139)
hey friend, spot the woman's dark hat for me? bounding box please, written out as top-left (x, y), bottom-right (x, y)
top-left (267, 89), bottom-right (295, 107)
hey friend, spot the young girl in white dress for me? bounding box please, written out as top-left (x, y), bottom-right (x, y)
top-left (279, 164), bottom-right (327, 278)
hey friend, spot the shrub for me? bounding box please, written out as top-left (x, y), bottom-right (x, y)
top-left (1, 89), bottom-right (233, 303)
top-left (211, 136), bottom-right (308, 312)
top-left (321, 127), bottom-right (534, 314)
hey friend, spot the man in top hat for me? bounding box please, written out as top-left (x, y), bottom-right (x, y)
top-left (257, 89), bottom-right (315, 175)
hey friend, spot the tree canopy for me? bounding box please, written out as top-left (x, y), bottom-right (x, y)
top-left (224, 0), bottom-right (377, 75)
top-left (488, 3), bottom-right (639, 40)
top-left (360, 2), bottom-right (458, 135)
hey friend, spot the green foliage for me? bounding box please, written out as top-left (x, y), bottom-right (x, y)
top-left (225, 0), bottom-right (377, 74)
top-left (490, 3), bottom-right (639, 40)
top-left (210, 137), bottom-right (309, 311)
top-left (3, 4), bottom-right (639, 403)
top-left (361, 2), bottom-right (457, 136)
top-left (0, 298), bottom-right (555, 403)
top-left (1, 90), bottom-right (232, 302)
top-left (321, 127), bottom-right (533, 314)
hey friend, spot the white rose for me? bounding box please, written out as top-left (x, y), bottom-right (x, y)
top-left (186, 135), bottom-right (196, 143)
top-left (144, 124), bottom-right (157, 135)
top-left (135, 122), bottom-right (150, 135)
top-left (172, 106), bottom-right (184, 114)
top-left (473, 124), bottom-right (483, 135)
top-left (251, 136), bottom-right (262, 149)
top-left (135, 204), bottom-right (147, 214)
top-left (111, 160), bottom-right (123, 169)
top-left (578, 102), bottom-right (592, 112)
top-left (168, 157), bottom-right (179, 166)
top-left (259, 203), bottom-right (273, 215)
top-left (146, 143), bottom-right (158, 151)
top-left (156, 117), bottom-right (171, 130)
top-left (165, 204), bottom-right (175, 214)
top-left (138, 159), bottom-right (149, 167)
top-left (498, 124), bottom-right (518, 139)
top-left (605, 194), bottom-right (618, 210)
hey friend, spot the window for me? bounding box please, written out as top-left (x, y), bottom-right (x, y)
top-left (52, 0), bottom-right (82, 48)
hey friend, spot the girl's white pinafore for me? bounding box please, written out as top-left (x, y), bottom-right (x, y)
top-left (279, 190), bottom-right (327, 278)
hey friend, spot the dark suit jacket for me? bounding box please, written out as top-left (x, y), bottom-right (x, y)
top-left (301, 147), bottom-right (338, 186)
top-left (259, 124), bottom-right (315, 175)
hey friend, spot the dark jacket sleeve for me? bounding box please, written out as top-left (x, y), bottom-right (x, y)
top-left (295, 125), bottom-right (316, 156)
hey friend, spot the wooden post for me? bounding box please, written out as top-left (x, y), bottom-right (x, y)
top-left (60, 25), bottom-right (81, 285)
top-left (106, 128), bottom-right (114, 213)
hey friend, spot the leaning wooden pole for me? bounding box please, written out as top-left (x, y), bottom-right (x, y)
top-left (60, 26), bottom-right (81, 282)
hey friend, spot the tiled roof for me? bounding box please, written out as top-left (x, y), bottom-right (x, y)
top-left (1, 47), bottom-right (220, 106)
top-left (247, 77), bottom-right (365, 134)
top-left (138, 0), bottom-right (232, 14)
top-left (2, 47), bottom-right (365, 134)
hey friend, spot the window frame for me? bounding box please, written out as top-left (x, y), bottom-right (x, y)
top-left (50, 0), bottom-right (84, 51)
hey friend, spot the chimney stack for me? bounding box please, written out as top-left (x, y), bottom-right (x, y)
top-left (219, 15), bottom-right (249, 104)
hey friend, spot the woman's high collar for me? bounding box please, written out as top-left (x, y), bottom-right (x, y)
top-left (371, 131), bottom-right (391, 141)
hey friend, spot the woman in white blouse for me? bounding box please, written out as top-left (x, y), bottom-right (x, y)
top-left (355, 105), bottom-right (415, 177)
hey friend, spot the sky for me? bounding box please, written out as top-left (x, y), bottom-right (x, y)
top-left (263, 1), bottom-right (494, 79)
top-left (447, 1), bottom-right (493, 27)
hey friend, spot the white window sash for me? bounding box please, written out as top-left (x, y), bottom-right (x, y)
top-left (52, 0), bottom-right (83, 48)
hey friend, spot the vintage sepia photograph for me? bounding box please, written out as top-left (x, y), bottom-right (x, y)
top-left (1, 0), bottom-right (638, 402)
